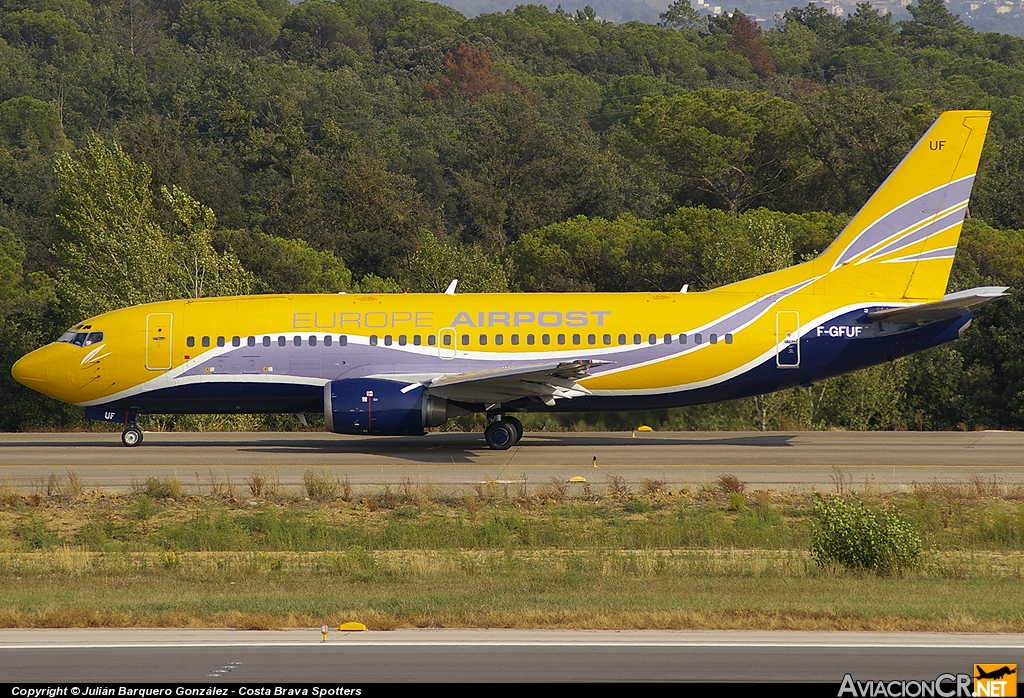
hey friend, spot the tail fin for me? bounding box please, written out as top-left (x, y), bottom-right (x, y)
top-left (818, 110), bottom-right (991, 301)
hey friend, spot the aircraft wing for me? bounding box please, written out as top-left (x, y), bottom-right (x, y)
top-left (424, 360), bottom-right (610, 405)
top-left (866, 286), bottom-right (1009, 323)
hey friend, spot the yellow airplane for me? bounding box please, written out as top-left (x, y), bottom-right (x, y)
top-left (11, 110), bottom-right (1008, 449)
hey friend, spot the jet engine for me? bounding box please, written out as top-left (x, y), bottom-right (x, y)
top-left (323, 378), bottom-right (464, 435)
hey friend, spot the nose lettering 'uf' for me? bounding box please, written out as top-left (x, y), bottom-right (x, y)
top-left (816, 325), bottom-right (864, 338)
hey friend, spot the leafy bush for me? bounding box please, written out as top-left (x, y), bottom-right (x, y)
top-left (810, 495), bottom-right (922, 575)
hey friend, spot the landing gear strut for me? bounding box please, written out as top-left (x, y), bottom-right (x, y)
top-left (484, 415), bottom-right (523, 450)
top-left (121, 425), bottom-right (143, 447)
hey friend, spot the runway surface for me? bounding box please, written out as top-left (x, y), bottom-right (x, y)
top-left (1, 431), bottom-right (1022, 491)
top-left (1, 629), bottom-right (1021, 682)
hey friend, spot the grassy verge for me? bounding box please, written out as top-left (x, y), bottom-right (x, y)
top-left (0, 472), bottom-right (1022, 630)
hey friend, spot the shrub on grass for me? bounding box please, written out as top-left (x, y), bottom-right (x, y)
top-left (811, 495), bottom-right (922, 575)
top-left (303, 469), bottom-right (337, 500)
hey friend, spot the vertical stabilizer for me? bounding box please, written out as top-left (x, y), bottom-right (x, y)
top-left (817, 110), bottom-right (990, 301)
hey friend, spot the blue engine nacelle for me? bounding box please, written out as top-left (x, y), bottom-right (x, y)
top-left (323, 378), bottom-right (455, 435)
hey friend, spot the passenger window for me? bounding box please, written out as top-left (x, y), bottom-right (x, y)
top-left (587, 334), bottom-right (595, 345)
top-left (542, 334), bottom-right (550, 345)
top-left (710, 333), bottom-right (718, 345)
top-left (495, 334), bottom-right (503, 345)
top-left (202, 336), bottom-right (211, 348)
top-left (384, 335), bottom-right (392, 346)
top-left (725, 333), bottom-right (733, 344)
top-left (247, 336), bottom-right (255, 347)
top-left (187, 336), bottom-right (196, 348)
top-left (263, 336), bottom-right (271, 347)
top-left (339, 335), bottom-right (348, 346)
top-left (398, 335), bottom-right (407, 346)
top-left (479, 334), bottom-right (487, 345)
top-left (461, 334), bottom-right (469, 346)
top-left (573, 334), bottom-right (581, 345)
top-left (511, 334), bottom-right (519, 345)
top-left (603, 334), bottom-right (611, 345)
top-left (527, 334), bottom-right (535, 345)
top-left (413, 335), bottom-right (421, 346)
top-left (648, 334), bottom-right (656, 345)
top-left (232, 336), bottom-right (241, 347)
top-left (324, 335), bottom-right (333, 347)
top-left (695, 333), bottom-right (703, 345)
top-left (309, 336), bottom-right (317, 347)
top-left (370, 335), bottom-right (378, 346)
top-left (679, 334), bottom-right (687, 345)
top-left (443, 335), bottom-right (451, 347)
top-left (427, 335), bottom-right (436, 346)
top-left (618, 334), bottom-right (626, 345)
top-left (293, 336), bottom-right (302, 347)
top-left (217, 336), bottom-right (225, 347)
top-left (557, 334), bottom-right (565, 345)
top-left (633, 334), bottom-right (641, 345)
top-left (664, 334), bottom-right (672, 345)
top-left (277, 336), bottom-right (286, 347)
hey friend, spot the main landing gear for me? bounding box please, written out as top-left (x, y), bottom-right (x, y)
top-left (121, 425), bottom-right (143, 447)
top-left (484, 415), bottom-right (523, 450)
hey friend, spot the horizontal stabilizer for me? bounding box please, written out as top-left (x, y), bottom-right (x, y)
top-left (865, 286), bottom-right (1009, 323)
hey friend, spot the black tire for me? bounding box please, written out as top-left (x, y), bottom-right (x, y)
top-left (121, 426), bottom-right (143, 447)
top-left (484, 421), bottom-right (516, 450)
top-left (504, 416), bottom-right (524, 443)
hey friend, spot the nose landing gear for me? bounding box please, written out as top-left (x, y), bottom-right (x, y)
top-left (484, 415), bottom-right (523, 450)
top-left (121, 425), bottom-right (143, 447)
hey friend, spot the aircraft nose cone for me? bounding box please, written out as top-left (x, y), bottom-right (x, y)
top-left (12, 349), bottom-right (48, 390)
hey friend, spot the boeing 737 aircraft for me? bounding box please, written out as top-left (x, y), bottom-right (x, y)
top-left (11, 110), bottom-right (1009, 449)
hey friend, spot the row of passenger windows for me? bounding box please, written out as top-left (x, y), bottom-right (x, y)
top-left (187, 335), bottom-right (351, 348)
top-left (185, 332), bottom-right (733, 349)
top-left (443, 332), bottom-right (734, 347)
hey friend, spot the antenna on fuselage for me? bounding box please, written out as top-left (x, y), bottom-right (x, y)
top-left (444, 279), bottom-right (458, 295)
top-left (679, 284), bottom-right (688, 293)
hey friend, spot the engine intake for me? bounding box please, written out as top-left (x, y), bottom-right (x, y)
top-left (323, 379), bottom-right (462, 435)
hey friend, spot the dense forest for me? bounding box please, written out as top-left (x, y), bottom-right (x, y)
top-left (2, 0), bottom-right (1024, 432)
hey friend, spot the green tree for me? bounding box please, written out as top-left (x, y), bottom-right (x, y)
top-left (162, 185), bottom-right (255, 299)
top-left (632, 89), bottom-right (819, 213)
top-left (659, 0), bottom-right (703, 31)
top-left (403, 233), bottom-right (508, 293)
top-left (53, 134), bottom-right (253, 319)
top-left (213, 229), bottom-right (352, 294)
top-left (53, 133), bottom-right (171, 317)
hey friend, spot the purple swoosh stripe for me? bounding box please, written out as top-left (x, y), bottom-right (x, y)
top-left (863, 206), bottom-right (967, 262)
top-left (884, 246), bottom-right (958, 263)
top-left (834, 176), bottom-right (975, 268)
top-left (175, 280), bottom-right (817, 386)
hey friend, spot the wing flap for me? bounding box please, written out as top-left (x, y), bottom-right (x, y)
top-left (424, 360), bottom-right (610, 404)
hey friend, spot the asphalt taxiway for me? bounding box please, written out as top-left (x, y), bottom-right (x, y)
top-left (0, 430), bottom-right (1022, 491)
top-left (0, 629), bottom-right (1021, 682)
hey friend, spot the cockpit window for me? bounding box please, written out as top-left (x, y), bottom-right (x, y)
top-left (69, 331), bottom-right (104, 347)
top-left (57, 325), bottom-right (84, 343)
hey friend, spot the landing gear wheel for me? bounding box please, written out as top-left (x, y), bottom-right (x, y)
top-left (121, 426), bottom-right (143, 447)
top-left (484, 421), bottom-right (517, 450)
top-left (504, 416), bottom-right (523, 443)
